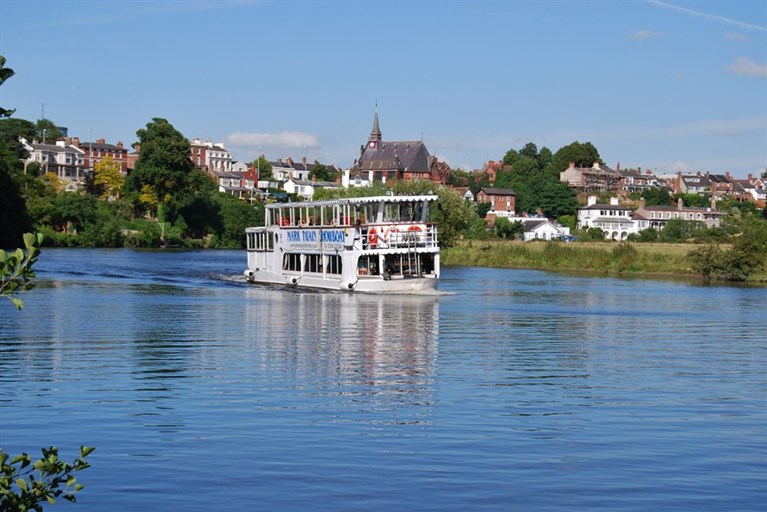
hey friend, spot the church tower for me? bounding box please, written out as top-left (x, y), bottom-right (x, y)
top-left (367, 110), bottom-right (382, 149)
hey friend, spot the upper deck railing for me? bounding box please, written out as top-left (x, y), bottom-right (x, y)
top-left (264, 195), bottom-right (439, 229)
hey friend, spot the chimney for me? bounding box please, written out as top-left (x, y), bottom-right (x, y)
top-left (638, 166), bottom-right (642, 173)
top-left (725, 171), bottom-right (731, 180)
top-left (638, 198), bottom-right (646, 210)
top-left (569, 161), bottom-right (575, 169)
top-left (587, 195), bottom-right (597, 206)
top-left (710, 196), bottom-right (717, 210)
top-left (610, 197), bottom-right (619, 206)
top-left (73, 137), bottom-right (80, 146)
top-left (677, 198), bottom-right (684, 210)
top-left (748, 173), bottom-right (753, 181)
top-left (97, 138), bottom-right (105, 144)
top-left (117, 141), bottom-right (123, 149)
top-left (616, 162), bottom-right (621, 172)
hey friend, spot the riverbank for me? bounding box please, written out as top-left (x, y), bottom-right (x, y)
top-left (441, 240), bottom-right (767, 283)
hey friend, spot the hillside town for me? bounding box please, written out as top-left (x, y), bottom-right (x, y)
top-left (18, 111), bottom-right (767, 243)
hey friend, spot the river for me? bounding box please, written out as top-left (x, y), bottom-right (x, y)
top-left (1, 248), bottom-right (765, 511)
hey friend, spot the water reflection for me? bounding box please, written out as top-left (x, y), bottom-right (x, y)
top-left (243, 289), bottom-right (440, 424)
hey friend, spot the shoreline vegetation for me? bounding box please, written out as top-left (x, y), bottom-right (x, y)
top-left (442, 240), bottom-right (767, 284)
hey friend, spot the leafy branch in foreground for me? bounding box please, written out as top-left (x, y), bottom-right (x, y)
top-left (0, 232), bottom-right (42, 309)
top-left (0, 445), bottom-right (95, 511)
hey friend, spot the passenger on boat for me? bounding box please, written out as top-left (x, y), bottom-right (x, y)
top-left (353, 219), bottom-right (363, 250)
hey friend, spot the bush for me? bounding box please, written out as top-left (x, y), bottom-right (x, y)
top-left (0, 445), bottom-right (94, 510)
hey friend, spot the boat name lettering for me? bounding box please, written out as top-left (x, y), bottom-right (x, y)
top-left (321, 230), bottom-right (345, 244)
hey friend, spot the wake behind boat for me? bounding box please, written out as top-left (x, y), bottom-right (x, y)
top-left (244, 194), bottom-right (440, 292)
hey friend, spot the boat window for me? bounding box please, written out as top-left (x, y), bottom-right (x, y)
top-left (283, 253), bottom-right (301, 272)
top-left (325, 255), bottom-right (342, 275)
top-left (357, 255), bottom-right (379, 276)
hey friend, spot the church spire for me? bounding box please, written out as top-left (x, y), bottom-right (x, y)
top-left (368, 109), bottom-right (382, 147)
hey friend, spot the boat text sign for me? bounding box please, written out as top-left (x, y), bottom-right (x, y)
top-left (283, 229), bottom-right (346, 251)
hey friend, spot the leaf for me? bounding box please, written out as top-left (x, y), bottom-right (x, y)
top-left (46, 494), bottom-right (55, 504)
top-left (11, 297), bottom-right (24, 310)
top-left (80, 446), bottom-right (95, 458)
top-left (67, 475), bottom-right (76, 487)
top-left (15, 478), bottom-right (28, 492)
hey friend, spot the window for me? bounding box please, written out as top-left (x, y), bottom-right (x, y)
top-left (283, 253), bottom-right (301, 271)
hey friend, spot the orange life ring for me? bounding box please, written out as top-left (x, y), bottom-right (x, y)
top-left (407, 225), bottom-right (423, 233)
top-left (368, 227), bottom-right (378, 247)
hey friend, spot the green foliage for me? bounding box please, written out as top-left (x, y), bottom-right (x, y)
top-left (254, 156), bottom-right (272, 180)
top-left (550, 141), bottom-right (602, 176)
top-left (557, 215), bottom-right (576, 231)
top-left (612, 242), bottom-right (639, 271)
top-left (628, 228), bottom-right (659, 242)
top-left (0, 445), bottom-right (94, 511)
top-left (34, 119), bottom-right (63, 144)
top-left (579, 227), bottom-right (605, 241)
top-left (642, 187), bottom-right (672, 206)
top-left (0, 55), bottom-right (16, 119)
top-left (673, 193), bottom-right (707, 208)
top-left (493, 217), bottom-right (523, 240)
top-left (688, 221), bottom-right (767, 281)
top-left (0, 232), bottom-right (42, 309)
top-left (126, 118), bottom-right (194, 205)
top-left (476, 201), bottom-right (492, 218)
top-left (210, 193), bottom-right (264, 248)
top-left (658, 219), bottom-right (699, 242)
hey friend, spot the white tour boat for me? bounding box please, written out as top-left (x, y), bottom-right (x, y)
top-left (244, 194), bottom-right (440, 292)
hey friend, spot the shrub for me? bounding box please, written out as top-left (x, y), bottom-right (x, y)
top-left (0, 445), bottom-right (94, 510)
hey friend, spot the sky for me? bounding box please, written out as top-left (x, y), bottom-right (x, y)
top-left (1, 0), bottom-right (765, 178)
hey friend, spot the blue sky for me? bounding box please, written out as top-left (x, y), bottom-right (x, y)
top-left (1, 0), bottom-right (765, 178)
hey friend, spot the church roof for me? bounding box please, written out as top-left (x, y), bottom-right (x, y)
top-left (359, 140), bottom-right (431, 173)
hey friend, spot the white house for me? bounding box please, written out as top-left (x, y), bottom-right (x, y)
top-left (284, 178), bottom-right (343, 200)
top-left (522, 219), bottom-right (569, 241)
top-left (577, 196), bottom-right (636, 240)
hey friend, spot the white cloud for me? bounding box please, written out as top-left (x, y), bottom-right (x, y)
top-left (647, 0), bottom-right (767, 32)
top-left (725, 32), bottom-right (748, 42)
top-left (727, 57), bottom-right (767, 78)
top-left (629, 29), bottom-right (660, 40)
top-left (225, 131), bottom-right (320, 149)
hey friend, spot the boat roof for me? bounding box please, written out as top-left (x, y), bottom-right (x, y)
top-left (265, 194), bottom-right (439, 210)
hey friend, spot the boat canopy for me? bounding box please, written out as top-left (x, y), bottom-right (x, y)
top-left (264, 194), bottom-right (439, 211)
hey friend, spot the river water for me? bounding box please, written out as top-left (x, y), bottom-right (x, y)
top-left (1, 249), bottom-right (765, 511)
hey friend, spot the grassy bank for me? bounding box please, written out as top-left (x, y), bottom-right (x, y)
top-left (442, 240), bottom-right (767, 282)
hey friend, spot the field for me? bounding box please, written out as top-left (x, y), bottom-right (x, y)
top-left (441, 240), bottom-right (767, 283)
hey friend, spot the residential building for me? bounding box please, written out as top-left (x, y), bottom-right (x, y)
top-left (21, 138), bottom-right (84, 185)
top-left (560, 162), bottom-right (621, 192)
top-left (634, 198), bottom-right (724, 230)
top-left (521, 219), bottom-right (569, 242)
top-left (190, 138), bottom-right (233, 174)
top-left (284, 177), bottom-right (343, 200)
top-left (577, 196), bottom-right (636, 240)
top-left (476, 188), bottom-right (516, 215)
top-left (71, 137), bottom-right (130, 173)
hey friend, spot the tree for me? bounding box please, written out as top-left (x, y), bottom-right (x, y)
top-left (93, 156), bottom-right (124, 200)
top-left (0, 232), bottom-right (42, 309)
top-left (126, 118), bottom-right (194, 206)
top-left (35, 118), bottom-right (63, 143)
top-left (0, 56), bottom-right (34, 248)
top-left (0, 55), bottom-right (16, 118)
top-left (1, 445), bottom-right (94, 510)
top-left (538, 180), bottom-right (578, 218)
top-left (253, 156), bottom-right (273, 181)
top-left (642, 187), bottom-right (672, 206)
top-left (308, 163), bottom-right (330, 182)
top-left (550, 141), bottom-right (602, 177)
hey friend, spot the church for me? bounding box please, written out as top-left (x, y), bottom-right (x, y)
top-left (355, 111), bottom-right (444, 184)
